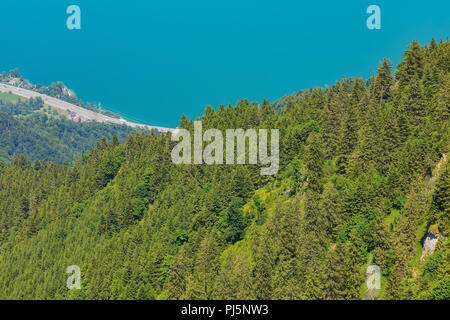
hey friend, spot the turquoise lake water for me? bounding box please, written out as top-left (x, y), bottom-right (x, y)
top-left (0, 0), bottom-right (449, 127)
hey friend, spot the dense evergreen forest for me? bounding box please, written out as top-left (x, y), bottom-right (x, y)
top-left (0, 39), bottom-right (448, 300)
top-left (0, 95), bottom-right (137, 164)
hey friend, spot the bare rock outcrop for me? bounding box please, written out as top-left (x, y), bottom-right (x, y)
top-left (420, 232), bottom-right (440, 262)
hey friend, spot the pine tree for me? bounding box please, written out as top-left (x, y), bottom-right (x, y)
top-left (214, 252), bottom-right (253, 299)
top-left (371, 58), bottom-right (394, 106)
top-left (167, 246), bottom-right (191, 300)
top-left (386, 262), bottom-right (402, 299)
top-left (186, 235), bottom-right (219, 300)
top-left (397, 40), bottom-right (425, 87)
top-left (320, 183), bottom-right (346, 240)
top-left (324, 243), bottom-right (347, 299)
top-left (337, 99), bottom-right (359, 173)
top-left (322, 81), bottom-right (349, 158)
top-left (271, 202), bottom-right (303, 300)
top-left (432, 73), bottom-right (450, 123)
top-left (403, 75), bottom-right (426, 128)
top-left (111, 134), bottom-right (120, 147)
top-left (304, 132), bottom-right (325, 193)
top-left (252, 228), bottom-right (275, 299)
top-left (353, 103), bottom-right (381, 171)
top-left (344, 229), bottom-right (365, 299)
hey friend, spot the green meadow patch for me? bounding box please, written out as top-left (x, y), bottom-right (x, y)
top-left (0, 91), bottom-right (25, 103)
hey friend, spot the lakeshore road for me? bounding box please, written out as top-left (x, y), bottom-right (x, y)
top-left (0, 83), bottom-right (177, 134)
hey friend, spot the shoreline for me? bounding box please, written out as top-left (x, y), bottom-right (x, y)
top-left (0, 83), bottom-right (177, 134)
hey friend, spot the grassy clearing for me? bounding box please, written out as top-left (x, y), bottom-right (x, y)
top-left (38, 104), bottom-right (68, 117)
top-left (0, 92), bottom-right (25, 103)
top-left (410, 221), bottom-right (428, 268)
top-left (385, 208), bottom-right (401, 229)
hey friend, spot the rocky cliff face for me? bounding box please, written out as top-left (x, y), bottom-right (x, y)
top-left (421, 232), bottom-right (440, 262)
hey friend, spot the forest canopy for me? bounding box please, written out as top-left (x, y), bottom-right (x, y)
top-left (0, 96), bottom-right (139, 164)
top-left (0, 39), bottom-right (448, 300)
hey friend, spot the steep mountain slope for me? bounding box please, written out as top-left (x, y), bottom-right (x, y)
top-left (0, 39), bottom-right (448, 300)
top-left (0, 96), bottom-right (138, 164)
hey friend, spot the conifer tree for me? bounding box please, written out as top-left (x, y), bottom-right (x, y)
top-left (324, 243), bottom-right (347, 300)
top-left (397, 40), bottom-right (425, 87)
top-left (252, 228), bottom-right (275, 299)
top-left (322, 81), bottom-right (349, 158)
top-left (371, 58), bottom-right (394, 106)
top-left (304, 132), bottom-right (325, 193)
top-left (167, 246), bottom-right (191, 300)
top-left (186, 235), bottom-right (219, 300)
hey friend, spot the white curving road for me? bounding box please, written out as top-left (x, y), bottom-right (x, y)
top-left (0, 83), bottom-right (177, 134)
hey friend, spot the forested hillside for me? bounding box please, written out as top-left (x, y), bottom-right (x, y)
top-left (0, 95), bottom-right (138, 164)
top-left (1, 69), bottom-right (120, 119)
top-left (0, 39), bottom-right (448, 300)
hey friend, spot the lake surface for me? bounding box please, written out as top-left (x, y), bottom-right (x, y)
top-left (0, 0), bottom-right (448, 127)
